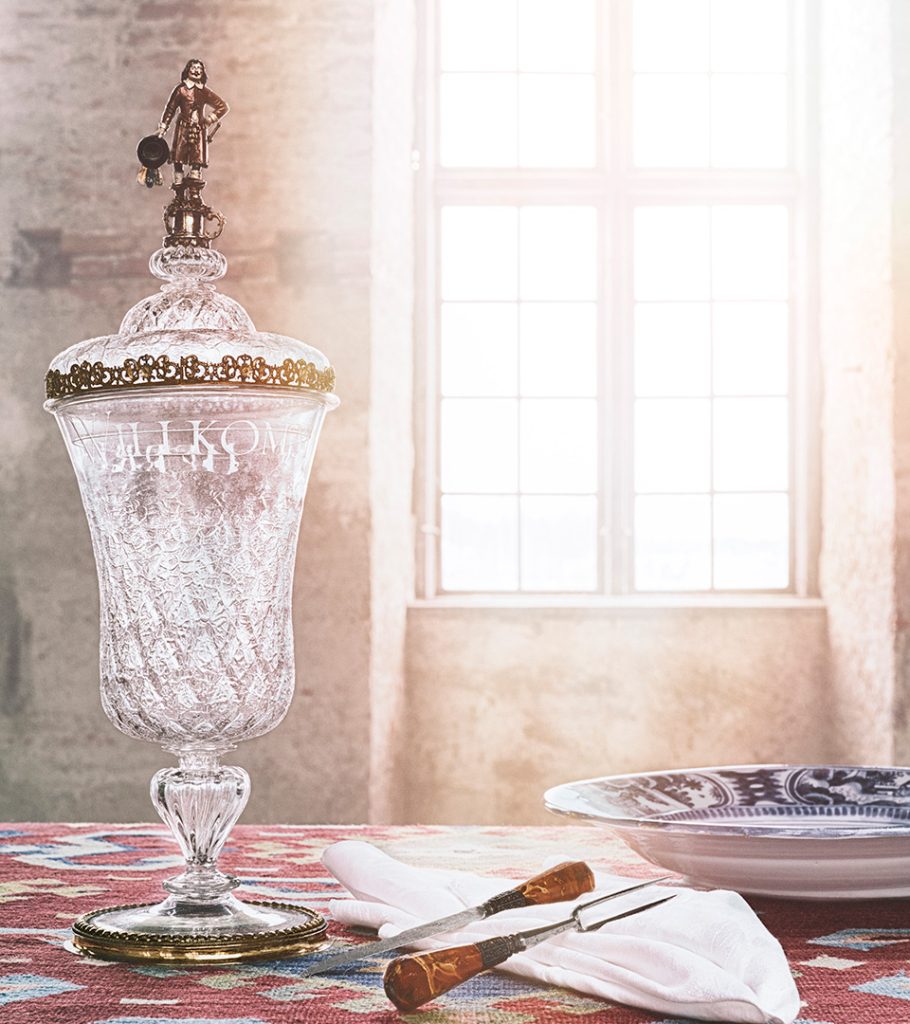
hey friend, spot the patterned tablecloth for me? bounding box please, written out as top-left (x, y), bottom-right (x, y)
top-left (1, 822), bottom-right (909, 1023)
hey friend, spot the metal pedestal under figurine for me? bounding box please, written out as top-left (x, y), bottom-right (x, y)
top-left (47, 61), bottom-right (337, 964)
top-left (164, 178), bottom-right (225, 248)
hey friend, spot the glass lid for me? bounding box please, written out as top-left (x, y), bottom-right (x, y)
top-left (45, 175), bottom-right (335, 404)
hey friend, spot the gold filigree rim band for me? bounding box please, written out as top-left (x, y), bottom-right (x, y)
top-left (45, 352), bottom-right (336, 400)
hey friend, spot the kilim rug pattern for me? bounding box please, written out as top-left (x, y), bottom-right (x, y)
top-left (0, 822), bottom-right (908, 1023)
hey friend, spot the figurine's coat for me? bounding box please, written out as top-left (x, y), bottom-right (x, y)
top-left (160, 84), bottom-right (228, 168)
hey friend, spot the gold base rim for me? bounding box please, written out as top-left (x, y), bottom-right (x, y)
top-left (71, 900), bottom-right (328, 964)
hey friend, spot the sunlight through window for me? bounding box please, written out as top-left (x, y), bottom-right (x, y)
top-left (425, 0), bottom-right (807, 596)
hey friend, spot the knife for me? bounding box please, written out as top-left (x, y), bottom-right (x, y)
top-left (384, 889), bottom-right (676, 1011)
top-left (302, 860), bottom-right (596, 976)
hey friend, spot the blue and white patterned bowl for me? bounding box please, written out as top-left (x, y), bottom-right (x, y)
top-left (544, 765), bottom-right (910, 898)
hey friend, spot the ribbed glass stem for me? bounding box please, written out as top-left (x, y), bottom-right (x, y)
top-left (151, 760), bottom-right (250, 903)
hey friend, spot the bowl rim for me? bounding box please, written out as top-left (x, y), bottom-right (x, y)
top-left (543, 763), bottom-right (910, 840)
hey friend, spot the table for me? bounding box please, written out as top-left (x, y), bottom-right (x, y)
top-left (1, 822), bottom-right (908, 1023)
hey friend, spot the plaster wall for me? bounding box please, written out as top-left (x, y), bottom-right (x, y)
top-left (0, 0), bottom-right (409, 823)
top-left (891, 0), bottom-right (910, 760)
top-left (818, 0), bottom-right (899, 762)
top-left (367, 0), bottom-right (415, 823)
top-left (402, 603), bottom-right (830, 824)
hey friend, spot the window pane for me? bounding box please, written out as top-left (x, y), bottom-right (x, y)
top-left (635, 207), bottom-right (710, 300)
top-left (633, 0), bottom-right (709, 72)
top-left (440, 74), bottom-right (517, 167)
top-left (713, 397), bottom-right (788, 492)
top-left (711, 0), bottom-right (788, 73)
top-left (441, 496), bottom-right (518, 590)
top-left (519, 0), bottom-right (596, 72)
top-left (635, 494), bottom-right (711, 591)
top-left (521, 496), bottom-right (598, 590)
top-left (711, 74), bottom-right (787, 168)
top-left (714, 494), bottom-right (789, 589)
top-left (520, 398), bottom-right (598, 493)
top-left (519, 74), bottom-right (596, 167)
top-left (635, 302), bottom-right (711, 397)
top-left (520, 303), bottom-right (597, 397)
top-left (712, 206), bottom-right (789, 301)
top-left (520, 207), bottom-right (597, 300)
top-left (713, 303), bottom-right (788, 396)
top-left (634, 74), bottom-right (710, 167)
top-left (441, 207), bottom-right (517, 300)
top-left (441, 303), bottom-right (518, 397)
top-left (635, 398), bottom-right (711, 493)
top-left (440, 0), bottom-right (516, 71)
top-left (441, 398), bottom-right (518, 492)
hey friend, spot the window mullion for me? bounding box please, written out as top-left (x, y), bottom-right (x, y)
top-left (792, 0), bottom-right (820, 598)
top-left (596, 0), bottom-right (611, 595)
top-left (415, 0), bottom-right (438, 600)
top-left (435, 176), bottom-right (609, 205)
top-left (612, 0), bottom-right (635, 594)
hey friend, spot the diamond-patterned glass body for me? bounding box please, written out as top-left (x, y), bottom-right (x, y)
top-left (55, 389), bottom-right (329, 752)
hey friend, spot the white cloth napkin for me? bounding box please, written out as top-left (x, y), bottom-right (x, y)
top-left (322, 840), bottom-right (800, 1024)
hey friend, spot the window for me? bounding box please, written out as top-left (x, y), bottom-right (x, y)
top-left (417, 0), bottom-right (817, 597)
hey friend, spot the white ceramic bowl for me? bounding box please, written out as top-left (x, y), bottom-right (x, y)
top-left (544, 765), bottom-right (910, 899)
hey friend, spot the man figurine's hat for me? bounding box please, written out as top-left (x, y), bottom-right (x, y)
top-left (137, 135), bottom-right (170, 169)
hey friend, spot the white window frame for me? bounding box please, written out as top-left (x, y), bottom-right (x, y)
top-left (414, 0), bottom-right (819, 600)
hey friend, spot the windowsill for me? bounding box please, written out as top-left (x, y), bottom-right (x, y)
top-left (409, 594), bottom-right (825, 613)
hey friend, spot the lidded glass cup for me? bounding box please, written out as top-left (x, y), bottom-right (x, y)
top-left (44, 183), bottom-right (338, 961)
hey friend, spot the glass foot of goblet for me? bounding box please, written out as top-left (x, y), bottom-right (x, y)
top-left (71, 756), bottom-right (327, 963)
top-left (72, 896), bottom-right (327, 963)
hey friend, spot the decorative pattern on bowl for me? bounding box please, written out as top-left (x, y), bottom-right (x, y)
top-left (546, 765), bottom-right (910, 837)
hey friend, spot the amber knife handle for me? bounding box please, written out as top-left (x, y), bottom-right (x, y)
top-left (384, 934), bottom-right (525, 1012)
top-left (478, 861), bottom-right (595, 916)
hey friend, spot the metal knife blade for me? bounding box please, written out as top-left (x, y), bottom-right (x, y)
top-left (301, 905), bottom-right (484, 976)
